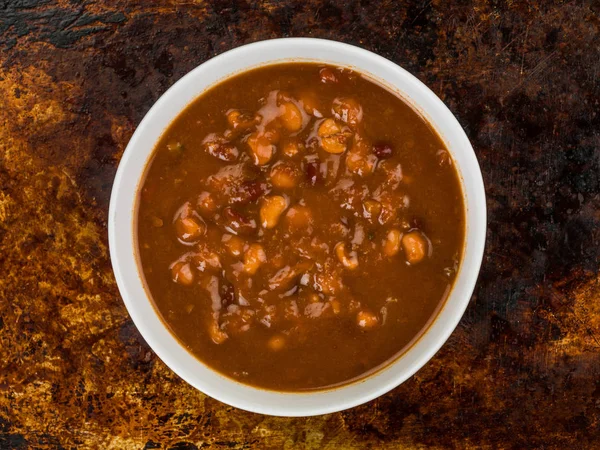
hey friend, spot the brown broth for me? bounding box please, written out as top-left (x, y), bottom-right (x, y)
top-left (136, 63), bottom-right (465, 391)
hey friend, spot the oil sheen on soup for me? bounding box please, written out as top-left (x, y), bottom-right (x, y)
top-left (137, 64), bottom-right (465, 391)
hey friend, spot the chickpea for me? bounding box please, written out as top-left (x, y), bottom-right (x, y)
top-left (192, 248), bottom-right (221, 272)
top-left (318, 118), bottom-right (342, 136)
top-left (318, 119), bottom-right (349, 154)
top-left (171, 261), bottom-right (194, 286)
top-left (175, 216), bottom-right (206, 242)
top-left (222, 234), bottom-right (245, 257)
top-left (402, 230), bottom-right (428, 264)
top-left (268, 334), bottom-right (286, 351)
top-left (383, 229), bottom-right (402, 257)
top-left (243, 243), bottom-right (266, 275)
top-left (363, 199), bottom-right (382, 221)
top-left (356, 310), bottom-right (379, 329)
top-left (322, 136), bottom-right (348, 155)
top-left (260, 195), bottom-right (288, 229)
top-left (297, 90), bottom-right (322, 117)
top-left (285, 205), bottom-right (314, 232)
top-left (332, 97), bottom-right (363, 128)
top-left (246, 130), bottom-right (276, 165)
top-left (270, 161), bottom-right (301, 189)
top-left (280, 102), bottom-right (303, 132)
top-left (334, 242), bottom-right (359, 270)
top-left (346, 136), bottom-right (376, 176)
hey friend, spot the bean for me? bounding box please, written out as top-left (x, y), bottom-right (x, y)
top-left (171, 261), bottom-right (194, 286)
top-left (280, 102), bottom-right (303, 132)
top-left (305, 159), bottom-right (322, 186)
top-left (222, 207), bottom-right (257, 236)
top-left (270, 161), bottom-right (301, 189)
top-left (373, 142), bottom-right (394, 159)
top-left (285, 205), bottom-right (314, 232)
top-left (191, 247), bottom-right (221, 272)
top-left (222, 234), bottom-right (245, 257)
top-left (202, 133), bottom-right (239, 162)
top-left (175, 216), bottom-right (206, 242)
top-left (318, 119), bottom-right (350, 154)
top-left (260, 195), bottom-right (288, 229)
top-left (346, 135), bottom-right (376, 176)
top-left (243, 243), bottom-right (266, 275)
top-left (268, 260), bottom-right (314, 291)
top-left (356, 310), bottom-right (379, 329)
top-left (383, 229), bottom-right (402, 257)
top-left (318, 118), bottom-right (342, 137)
top-left (297, 90), bottom-right (322, 116)
top-left (230, 180), bottom-right (266, 205)
top-left (332, 97), bottom-right (363, 128)
top-left (334, 242), bottom-right (359, 270)
top-left (246, 130), bottom-right (278, 165)
top-left (402, 230), bottom-right (429, 264)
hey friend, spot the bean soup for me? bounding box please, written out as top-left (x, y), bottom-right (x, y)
top-left (137, 64), bottom-right (465, 391)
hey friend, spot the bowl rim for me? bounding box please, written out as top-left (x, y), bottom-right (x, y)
top-left (108, 37), bottom-right (487, 417)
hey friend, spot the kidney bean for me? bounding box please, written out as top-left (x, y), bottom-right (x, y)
top-left (230, 180), bottom-right (267, 205)
top-left (373, 142), bottom-right (394, 159)
top-left (221, 207), bottom-right (257, 236)
top-left (305, 159), bottom-right (322, 186)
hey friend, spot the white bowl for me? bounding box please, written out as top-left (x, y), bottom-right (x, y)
top-left (109, 38), bottom-right (486, 417)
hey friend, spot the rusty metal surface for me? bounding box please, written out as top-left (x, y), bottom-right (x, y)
top-left (1, 0), bottom-right (599, 448)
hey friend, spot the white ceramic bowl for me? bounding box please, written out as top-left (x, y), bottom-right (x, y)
top-left (109, 38), bottom-right (486, 417)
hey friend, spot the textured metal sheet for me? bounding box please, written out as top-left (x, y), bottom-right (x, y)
top-left (0, 1), bottom-right (599, 448)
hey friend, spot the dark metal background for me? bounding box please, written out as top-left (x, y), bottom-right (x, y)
top-left (1, 1), bottom-right (599, 448)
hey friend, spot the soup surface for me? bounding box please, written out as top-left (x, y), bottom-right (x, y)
top-left (137, 64), bottom-right (465, 391)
